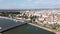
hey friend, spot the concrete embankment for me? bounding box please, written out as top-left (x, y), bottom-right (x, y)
top-left (28, 23), bottom-right (60, 34)
top-left (28, 23), bottom-right (56, 34)
top-left (0, 16), bottom-right (12, 20)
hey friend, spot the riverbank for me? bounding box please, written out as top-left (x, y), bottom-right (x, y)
top-left (0, 16), bottom-right (28, 23)
top-left (28, 23), bottom-right (60, 34)
top-left (28, 23), bottom-right (55, 32)
top-left (0, 16), bottom-right (59, 34)
top-left (0, 16), bottom-right (12, 20)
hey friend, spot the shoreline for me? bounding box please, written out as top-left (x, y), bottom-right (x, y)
top-left (0, 16), bottom-right (12, 20)
top-left (28, 23), bottom-right (56, 34)
top-left (0, 16), bottom-right (59, 34)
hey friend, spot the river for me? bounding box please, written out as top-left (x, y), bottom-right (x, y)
top-left (0, 18), bottom-right (55, 34)
top-left (3, 24), bottom-right (55, 34)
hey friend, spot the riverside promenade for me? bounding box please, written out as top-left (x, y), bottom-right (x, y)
top-left (28, 23), bottom-right (60, 34)
top-left (28, 23), bottom-right (55, 32)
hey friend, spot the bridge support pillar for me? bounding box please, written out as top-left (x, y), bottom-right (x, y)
top-left (0, 33), bottom-right (2, 34)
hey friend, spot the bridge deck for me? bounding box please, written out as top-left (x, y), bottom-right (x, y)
top-left (0, 18), bottom-right (27, 33)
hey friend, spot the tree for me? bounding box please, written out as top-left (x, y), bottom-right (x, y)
top-left (30, 16), bottom-right (37, 20)
top-left (24, 15), bottom-right (29, 19)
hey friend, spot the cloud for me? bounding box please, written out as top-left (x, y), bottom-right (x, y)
top-left (31, 0), bottom-right (60, 6)
top-left (0, 0), bottom-right (4, 2)
top-left (10, 0), bottom-right (60, 9)
top-left (0, 0), bottom-right (60, 9)
top-left (27, 0), bottom-right (32, 2)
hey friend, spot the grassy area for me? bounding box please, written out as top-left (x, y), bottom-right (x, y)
top-left (32, 22), bottom-right (60, 32)
top-left (42, 23), bottom-right (60, 32)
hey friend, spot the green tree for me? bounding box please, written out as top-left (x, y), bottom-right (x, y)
top-left (24, 15), bottom-right (29, 19)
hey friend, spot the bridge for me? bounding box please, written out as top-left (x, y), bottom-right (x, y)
top-left (0, 22), bottom-right (27, 33)
top-left (0, 17), bottom-right (28, 33)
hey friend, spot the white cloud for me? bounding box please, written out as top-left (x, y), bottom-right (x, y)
top-left (31, 0), bottom-right (60, 6)
top-left (27, 0), bottom-right (32, 2)
top-left (0, 0), bottom-right (4, 2)
top-left (0, 0), bottom-right (60, 9)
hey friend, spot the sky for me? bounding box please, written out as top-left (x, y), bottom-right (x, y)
top-left (0, 0), bottom-right (60, 9)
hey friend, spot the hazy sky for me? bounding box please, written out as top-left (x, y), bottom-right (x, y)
top-left (0, 0), bottom-right (60, 9)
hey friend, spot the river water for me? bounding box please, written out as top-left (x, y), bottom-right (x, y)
top-left (0, 18), bottom-right (55, 34)
top-left (3, 24), bottom-right (55, 34)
